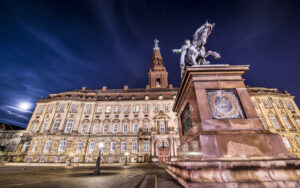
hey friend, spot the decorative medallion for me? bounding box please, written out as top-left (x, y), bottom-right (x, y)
top-left (207, 90), bottom-right (245, 119)
top-left (181, 103), bottom-right (193, 135)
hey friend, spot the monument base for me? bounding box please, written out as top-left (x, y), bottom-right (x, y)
top-left (166, 159), bottom-right (300, 188)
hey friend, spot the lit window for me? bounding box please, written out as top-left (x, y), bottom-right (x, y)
top-left (123, 124), bottom-right (128, 133)
top-left (263, 100), bottom-right (270, 108)
top-left (113, 124), bottom-right (118, 134)
top-left (103, 124), bottom-right (108, 133)
top-left (285, 101), bottom-right (294, 110)
top-left (76, 142), bottom-right (83, 153)
top-left (144, 141), bottom-right (149, 151)
top-left (154, 105), bottom-right (158, 112)
top-left (131, 95), bottom-right (135, 100)
top-left (41, 119), bottom-right (49, 133)
top-left (134, 105), bottom-right (139, 112)
top-left (281, 137), bottom-right (291, 148)
top-left (58, 141), bottom-right (67, 152)
top-left (269, 114), bottom-right (280, 129)
top-left (81, 124), bottom-right (87, 134)
top-left (115, 105), bottom-right (120, 112)
top-left (96, 106), bottom-right (102, 113)
top-left (282, 114), bottom-right (292, 129)
top-left (106, 106), bottom-right (111, 113)
top-left (29, 124), bottom-right (36, 134)
top-left (160, 121), bottom-right (166, 132)
top-left (144, 123), bottom-right (149, 132)
top-left (133, 123), bottom-right (138, 133)
top-left (144, 105), bottom-right (149, 112)
top-left (296, 137), bottom-right (300, 147)
top-left (31, 140), bottom-right (39, 152)
top-left (71, 105), bottom-right (77, 112)
top-left (124, 105), bottom-right (130, 112)
top-left (43, 140), bottom-right (52, 152)
top-left (145, 95), bottom-right (149, 100)
top-left (52, 119), bottom-right (61, 133)
top-left (121, 141), bottom-right (126, 151)
top-left (164, 105), bottom-right (169, 111)
top-left (65, 118), bottom-right (74, 133)
top-left (110, 142), bottom-right (116, 151)
top-left (86, 106), bottom-right (92, 113)
top-left (92, 124), bottom-right (99, 134)
top-left (173, 94), bottom-right (176, 99)
top-left (132, 141), bottom-right (137, 151)
top-left (158, 95), bottom-right (163, 100)
top-left (89, 142), bottom-right (95, 151)
top-left (275, 100), bottom-right (282, 108)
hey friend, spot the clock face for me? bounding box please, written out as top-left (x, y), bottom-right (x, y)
top-left (207, 90), bottom-right (245, 119)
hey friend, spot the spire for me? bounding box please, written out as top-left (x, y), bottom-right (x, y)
top-left (151, 39), bottom-right (165, 71)
top-left (153, 39), bottom-right (160, 50)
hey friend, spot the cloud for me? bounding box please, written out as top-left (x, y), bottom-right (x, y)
top-left (0, 105), bottom-right (32, 119)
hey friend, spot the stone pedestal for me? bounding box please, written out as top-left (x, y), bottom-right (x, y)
top-left (167, 65), bottom-right (300, 187)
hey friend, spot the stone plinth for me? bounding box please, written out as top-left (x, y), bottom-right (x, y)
top-left (168, 65), bottom-right (300, 187)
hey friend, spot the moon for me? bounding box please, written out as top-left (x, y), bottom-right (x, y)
top-left (18, 102), bottom-right (31, 111)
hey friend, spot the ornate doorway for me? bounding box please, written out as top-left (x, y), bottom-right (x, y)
top-left (158, 142), bottom-right (169, 162)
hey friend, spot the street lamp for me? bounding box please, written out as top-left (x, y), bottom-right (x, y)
top-left (124, 152), bottom-right (129, 166)
top-left (94, 142), bottom-right (104, 175)
top-left (66, 152), bottom-right (74, 166)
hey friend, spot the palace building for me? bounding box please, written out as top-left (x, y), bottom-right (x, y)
top-left (1, 42), bottom-right (300, 164)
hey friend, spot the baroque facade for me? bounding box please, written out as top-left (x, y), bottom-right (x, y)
top-left (1, 44), bottom-right (300, 163)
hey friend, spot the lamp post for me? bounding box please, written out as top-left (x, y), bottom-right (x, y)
top-left (94, 142), bottom-right (104, 175)
top-left (124, 152), bottom-right (129, 166)
top-left (66, 152), bottom-right (74, 166)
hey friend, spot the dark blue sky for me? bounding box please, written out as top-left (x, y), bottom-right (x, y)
top-left (1, 0), bottom-right (300, 128)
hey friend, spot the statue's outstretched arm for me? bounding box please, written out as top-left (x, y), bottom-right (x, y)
top-left (172, 49), bottom-right (182, 54)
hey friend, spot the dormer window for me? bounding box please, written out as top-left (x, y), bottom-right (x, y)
top-left (118, 96), bottom-right (122, 100)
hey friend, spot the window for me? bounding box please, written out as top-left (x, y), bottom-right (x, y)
top-left (295, 137), bottom-right (300, 147)
top-left (285, 101), bottom-right (294, 110)
top-left (275, 100), bottom-right (282, 108)
top-left (52, 119), bottom-right (61, 133)
top-left (103, 124), bottom-right (108, 133)
top-left (282, 114), bottom-right (292, 129)
top-left (71, 105), bottom-right (77, 112)
top-left (164, 105), bottom-right (169, 111)
top-left (160, 121), bottom-right (166, 132)
top-left (109, 158), bottom-right (114, 163)
top-left (92, 124), bottom-right (99, 134)
top-left (134, 105), bottom-right (139, 112)
top-left (81, 124), bottom-right (87, 134)
top-left (86, 106), bottom-right (92, 113)
top-left (48, 106), bottom-right (53, 113)
top-left (110, 142), bottom-right (116, 151)
top-left (7, 143), bottom-right (16, 152)
top-left (144, 123), bottom-right (149, 132)
top-left (59, 105), bottom-right (64, 112)
top-left (154, 105), bottom-right (158, 112)
top-left (74, 157), bottom-right (79, 162)
top-left (281, 137), bottom-right (291, 148)
top-left (113, 124), bottom-right (118, 134)
top-left (21, 142), bottom-right (29, 152)
top-left (133, 123), bottom-right (138, 133)
top-left (39, 157), bottom-right (45, 163)
top-left (263, 100), bottom-right (270, 108)
top-left (43, 140), bottom-right (52, 152)
top-left (156, 78), bottom-right (161, 86)
top-left (132, 141), bottom-right (137, 151)
top-left (115, 106), bottom-right (120, 113)
top-left (29, 124), bottom-right (36, 134)
top-left (144, 105), bottom-right (149, 112)
top-left (123, 124), bottom-right (128, 133)
top-left (38, 107), bottom-right (43, 114)
top-left (131, 95), bottom-right (135, 100)
top-left (89, 142), bottom-right (95, 151)
top-left (269, 114), bottom-right (280, 129)
top-left (96, 106), bottom-right (102, 113)
top-left (121, 141), bottom-right (126, 151)
top-left (31, 141), bottom-right (39, 152)
top-left (65, 118), bottom-right (74, 133)
top-left (120, 157), bottom-right (125, 162)
top-left (258, 115), bottom-right (267, 129)
top-left (296, 120), bottom-right (300, 128)
top-left (41, 119), bottom-right (49, 133)
top-left (252, 101), bottom-right (257, 108)
top-left (106, 106), bottom-right (111, 113)
top-left (124, 105), bottom-right (129, 112)
top-left (58, 141), bottom-right (67, 152)
top-left (86, 158), bottom-right (91, 162)
top-left (76, 142), bottom-right (83, 153)
top-left (144, 141), bottom-right (149, 151)
top-left (55, 157), bottom-right (61, 162)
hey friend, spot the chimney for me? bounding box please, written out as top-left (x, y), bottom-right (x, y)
top-left (102, 86), bottom-right (107, 91)
top-left (124, 85), bottom-right (128, 90)
top-left (82, 87), bottom-right (87, 92)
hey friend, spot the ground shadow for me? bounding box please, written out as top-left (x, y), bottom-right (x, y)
top-left (70, 172), bottom-right (119, 177)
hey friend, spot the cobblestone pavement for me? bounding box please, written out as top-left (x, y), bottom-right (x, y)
top-left (0, 163), bottom-right (182, 188)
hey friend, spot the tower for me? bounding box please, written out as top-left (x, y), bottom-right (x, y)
top-left (148, 39), bottom-right (168, 89)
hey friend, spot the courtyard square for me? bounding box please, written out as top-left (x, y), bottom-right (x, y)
top-left (0, 164), bottom-right (182, 188)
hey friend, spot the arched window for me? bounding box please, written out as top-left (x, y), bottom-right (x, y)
top-left (281, 114), bottom-right (292, 129)
top-left (65, 118), bottom-right (74, 133)
top-left (110, 142), bottom-right (116, 151)
top-left (269, 114), bottom-right (280, 129)
top-left (81, 124), bottom-right (87, 134)
top-left (257, 115), bottom-right (267, 129)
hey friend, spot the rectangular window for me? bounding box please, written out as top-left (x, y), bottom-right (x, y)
top-left (144, 123), bottom-right (149, 132)
top-left (282, 137), bottom-right (291, 148)
top-left (113, 124), bottom-right (118, 134)
top-left (109, 158), bottom-right (114, 163)
top-left (133, 123), bottom-right (138, 133)
top-left (285, 101), bottom-right (294, 110)
top-left (65, 118), bottom-right (74, 133)
top-left (38, 106), bottom-right (43, 114)
top-left (21, 142), bottom-right (29, 152)
top-left (71, 105), bottom-right (77, 112)
top-left (160, 121), bottom-right (166, 132)
top-left (144, 141), bottom-right (149, 151)
top-left (39, 157), bottom-right (45, 163)
top-left (86, 158), bottom-right (91, 162)
top-left (263, 100), bottom-right (270, 108)
top-left (132, 141), bottom-right (137, 151)
top-left (115, 105), bottom-right (120, 112)
top-left (154, 105), bottom-right (159, 112)
top-left (86, 106), bottom-right (92, 113)
top-left (43, 140), bottom-right (52, 152)
top-left (121, 141), bottom-right (126, 151)
top-left (106, 106), bottom-right (111, 113)
top-left (55, 157), bottom-right (61, 162)
top-left (123, 124), bottom-right (128, 133)
top-left (252, 101), bottom-right (257, 108)
top-left (120, 157), bottom-right (125, 162)
top-left (58, 141), bottom-right (67, 152)
top-left (29, 124), bottom-right (36, 134)
top-left (74, 157), bottom-right (79, 162)
top-left (103, 124), bottom-right (108, 133)
top-left (81, 124), bottom-right (87, 134)
top-left (96, 106), bottom-right (102, 113)
top-left (41, 119), bottom-right (49, 133)
top-left (144, 105), bottom-right (149, 112)
top-left (296, 137), bottom-right (300, 147)
top-left (48, 106), bottom-right (53, 113)
top-left (92, 124), bottom-right (99, 134)
top-left (134, 105), bottom-right (139, 112)
top-left (110, 142), bottom-right (116, 151)
top-left (76, 142), bottom-right (83, 153)
top-left (89, 142), bottom-right (95, 151)
top-left (164, 105), bottom-right (169, 111)
top-left (7, 143), bottom-right (16, 152)
top-left (59, 105), bottom-right (64, 112)
top-left (52, 119), bottom-right (61, 133)
top-left (275, 100), bottom-right (282, 108)
top-left (31, 140), bottom-right (39, 152)
top-left (124, 105), bottom-right (129, 112)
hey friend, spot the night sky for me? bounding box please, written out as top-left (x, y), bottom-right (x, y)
top-left (1, 0), bottom-right (300, 128)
